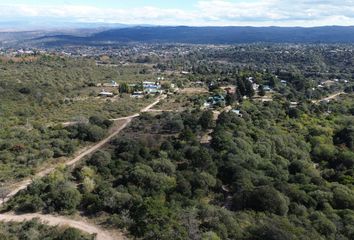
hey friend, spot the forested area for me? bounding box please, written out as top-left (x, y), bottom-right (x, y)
top-left (6, 91), bottom-right (354, 239)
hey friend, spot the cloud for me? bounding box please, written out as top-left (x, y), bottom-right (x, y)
top-left (0, 0), bottom-right (354, 27)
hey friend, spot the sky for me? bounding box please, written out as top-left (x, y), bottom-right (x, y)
top-left (1, 0), bottom-right (354, 27)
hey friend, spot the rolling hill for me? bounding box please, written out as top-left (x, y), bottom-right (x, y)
top-left (4, 26), bottom-right (354, 47)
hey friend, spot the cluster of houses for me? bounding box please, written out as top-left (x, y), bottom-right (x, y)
top-left (143, 81), bottom-right (162, 94)
top-left (131, 81), bottom-right (164, 98)
top-left (204, 95), bottom-right (226, 108)
top-left (317, 79), bottom-right (349, 89)
top-left (247, 77), bottom-right (273, 92)
top-left (97, 80), bottom-right (166, 98)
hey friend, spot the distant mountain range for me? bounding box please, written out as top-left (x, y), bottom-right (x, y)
top-left (3, 26), bottom-right (354, 47)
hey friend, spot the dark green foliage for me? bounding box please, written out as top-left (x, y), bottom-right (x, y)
top-left (48, 182), bottom-right (82, 213)
top-left (334, 125), bottom-right (354, 150)
top-left (258, 85), bottom-right (266, 96)
top-left (18, 87), bottom-right (31, 94)
top-left (8, 169), bottom-right (82, 214)
top-left (0, 220), bottom-right (93, 240)
top-left (199, 110), bottom-right (215, 130)
top-left (233, 186), bottom-right (289, 216)
top-left (130, 197), bottom-right (187, 239)
top-left (246, 217), bottom-right (303, 240)
top-left (119, 82), bottom-right (131, 93)
top-left (68, 124), bottom-right (106, 142)
top-left (56, 228), bottom-right (90, 240)
top-left (89, 116), bottom-right (113, 129)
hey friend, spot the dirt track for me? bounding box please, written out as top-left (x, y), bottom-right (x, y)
top-left (0, 95), bottom-right (165, 239)
top-left (0, 213), bottom-right (126, 240)
top-left (312, 91), bottom-right (345, 104)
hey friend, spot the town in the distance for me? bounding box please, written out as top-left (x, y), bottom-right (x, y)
top-left (0, 4), bottom-right (354, 240)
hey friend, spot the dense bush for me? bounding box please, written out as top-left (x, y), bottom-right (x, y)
top-left (7, 101), bottom-right (354, 239)
top-left (0, 220), bottom-right (93, 240)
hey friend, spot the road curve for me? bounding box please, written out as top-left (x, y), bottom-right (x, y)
top-left (0, 95), bottom-right (164, 206)
top-left (0, 95), bottom-right (165, 239)
top-left (0, 213), bottom-right (126, 240)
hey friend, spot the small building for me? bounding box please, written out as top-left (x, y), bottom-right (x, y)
top-left (99, 90), bottom-right (114, 97)
top-left (143, 81), bottom-right (162, 94)
top-left (231, 109), bottom-right (243, 117)
top-left (290, 102), bottom-right (298, 108)
top-left (280, 80), bottom-right (287, 85)
top-left (205, 95), bottom-right (226, 108)
top-left (131, 91), bottom-right (144, 98)
top-left (144, 88), bottom-right (162, 94)
top-left (128, 83), bottom-right (138, 88)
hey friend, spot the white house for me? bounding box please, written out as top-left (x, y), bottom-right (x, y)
top-left (99, 90), bottom-right (114, 97)
top-left (231, 109), bottom-right (243, 117)
top-left (143, 81), bottom-right (162, 94)
top-left (131, 91), bottom-right (144, 98)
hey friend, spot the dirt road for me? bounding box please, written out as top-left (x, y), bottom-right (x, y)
top-left (0, 213), bottom-right (126, 240)
top-left (312, 91), bottom-right (345, 104)
top-left (1, 95), bottom-right (165, 206)
top-left (0, 95), bottom-right (165, 239)
top-left (0, 118), bottom-right (134, 207)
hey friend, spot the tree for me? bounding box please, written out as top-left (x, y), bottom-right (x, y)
top-left (49, 182), bottom-right (82, 213)
top-left (233, 186), bottom-right (289, 216)
top-left (87, 150), bottom-right (111, 170)
top-left (332, 184), bottom-right (354, 210)
top-left (15, 194), bottom-right (45, 213)
top-left (199, 110), bottom-right (215, 130)
top-left (244, 79), bottom-right (255, 97)
top-left (74, 124), bottom-right (106, 142)
top-left (248, 219), bottom-right (299, 240)
top-left (225, 93), bottom-right (238, 105)
top-left (130, 197), bottom-right (187, 240)
top-left (89, 116), bottom-right (112, 129)
top-left (334, 125), bottom-right (354, 150)
top-left (310, 212), bottom-right (337, 237)
top-left (258, 85), bottom-right (266, 96)
top-left (119, 82), bottom-right (131, 93)
top-left (236, 78), bottom-right (246, 96)
top-left (57, 228), bottom-right (87, 240)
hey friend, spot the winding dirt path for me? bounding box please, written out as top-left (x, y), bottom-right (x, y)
top-left (0, 213), bottom-right (125, 240)
top-left (0, 95), bottom-right (166, 239)
top-left (312, 91), bottom-right (345, 104)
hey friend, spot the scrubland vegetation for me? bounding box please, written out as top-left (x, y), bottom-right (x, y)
top-left (1, 44), bottom-right (354, 239)
top-left (0, 219), bottom-right (93, 240)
